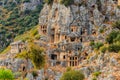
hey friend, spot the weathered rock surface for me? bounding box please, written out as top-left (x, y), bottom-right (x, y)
top-left (0, 0), bottom-right (120, 80)
top-left (21, 0), bottom-right (43, 11)
top-left (38, 0), bottom-right (120, 80)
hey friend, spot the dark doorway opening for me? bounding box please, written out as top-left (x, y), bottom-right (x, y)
top-left (51, 54), bottom-right (57, 60)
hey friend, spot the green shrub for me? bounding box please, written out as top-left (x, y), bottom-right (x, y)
top-left (117, 5), bottom-right (120, 9)
top-left (106, 31), bottom-right (119, 44)
top-left (114, 34), bottom-right (120, 42)
top-left (60, 70), bottom-right (84, 80)
top-left (16, 44), bottom-right (45, 69)
top-left (22, 0), bottom-right (30, 3)
top-left (99, 28), bottom-right (104, 33)
top-left (66, 67), bottom-right (72, 71)
top-left (60, 0), bottom-right (74, 6)
top-left (4, 2), bottom-right (17, 11)
top-left (44, 0), bottom-right (53, 4)
top-left (6, 33), bottom-right (12, 39)
top-left (94, 42), bottom-right (103, 50)
top-left (93, 71), bottom-right (101, 77)
top-left (32, 70), bottom-right (38, 77)
top-left (92, 77), bottom-right (97, 80)
top-left (100, 46), bottom-right (107, 53)
top-left (35, 34), bottom-right (40, 40)
top-left (0, 68), bottom-right (14, 80)
top-left (16, 0), bottom-right (22, 3)
top-left (32, 29), bottom-right (38, 36)
top-left (112, 20), bottom-right (120, 30)
top-left (108, 42), bottom-right (120, 53)
top-left (90, 40), bottom-right (95, 46)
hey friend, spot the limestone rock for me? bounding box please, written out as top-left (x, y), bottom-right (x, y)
top-left (21, 0), bottom-right (43, 11)
top-left (26, 73), bottom-right (34, 80)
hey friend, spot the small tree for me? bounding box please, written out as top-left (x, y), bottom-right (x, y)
top-left (60, 70), bottom-right (84, 80)
top-left (112, 20), bottom-right (120, 30)
top-left (0, 68), bottom-right (14, 80)
top-left (106, 31), bottom-right (119, 44)
top-left (16, 43), bottom-right (45, 69)
top-left (30, 44), bottom-right (45, 69)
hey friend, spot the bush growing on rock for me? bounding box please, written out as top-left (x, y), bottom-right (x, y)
top-left (66, 67), bottom-right (72, 71)
top-left (22, 0), bottom-right (30, 3)
top-left (35, 34), bottom-right (40, 40)
top-left (60, 70), bottom-right (84, 80)
top-left (59, 0), bottom-right (74, 6)
top-left (106, 30), bottom-right (120, 53)
top-left (100, 46), bottom-right (107, 53)
top-left (94, 42), bottom-right (103, 50)
top-left (108, 42), bottom-right (120, 53)
top-left (90, 41), bottom-right (103, 50)
top-left (0, 68), bottom-right (14, 80)
top-left (16, 43), bottom-right (45, 69)
top-left (106, 31), bottom-right (120, 44)
top-left (90, 40), bottom-right (95, 46)
top-left (44, 0), bottom-right (53, 4)
top-left (32, 70), bottom-right (38, 77)
top-left (112, 20), bottom-right (120, 30)
top-left (93, 71), bottom-right (101, 77)
top-left (117, 5), bottom-right (120, 9)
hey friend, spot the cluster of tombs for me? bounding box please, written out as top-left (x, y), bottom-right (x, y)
top-left (10, 40), bottom-right (26, 54)
top-left (37, 23), bottom-right (93, 67)
top-left (10, 0), bottom-right (120, 67)
top-left (10, 24), bottom-right (91, 67)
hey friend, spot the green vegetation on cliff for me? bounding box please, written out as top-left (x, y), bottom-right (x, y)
top-left (0, 68), bottom-right (14, 80)
top-left (60, 68), bottom-right (84, 80)
top-left (16, 43), bottom-right (45, 69)
top-left (0, 0), bottom-right (43, 52)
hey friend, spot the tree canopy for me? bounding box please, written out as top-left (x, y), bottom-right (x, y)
top-left (0, 68), bottom-right (14, 80)
top-left (16, 43), bottom-right (45, 69)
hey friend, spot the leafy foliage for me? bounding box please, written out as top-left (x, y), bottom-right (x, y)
top-left (0, 68), bottom-right (14, 80)
top-left (60, 0), bottom-right (74, 6)
top-left (35, 34), bottom-right (41, 40)
top-left (93, 71), bottom-right (101, 77)
top-left (106, 31), bottom-right (120, 44)
top-left (112, 20), bottom-right (120, 30)
top-left (100, 46), bottom-right (107, 53)
top-left (106, 31), bottom-right (120, 53)
top-left (90, 41), bottom-right (103, 50)
top-left (22, 0), bottom-right (30, 3)
top-left (0, 0), bottom-right (43, 52)
top-left (94, 42), bottom-right (103, 50)
top-left (60, 70), bottom-right (84, 80)
top-left (108, 42), bottom-right (120, 53)
top-left (44, 0), bottom-right (53, 4)
top-left (16, 43), bottom-right (45, 69)
top-left (66, 67), bottom-right (72, 72)
top-left (90, 40), bottom-right (95, 46)
top-left (32, 70), bottom-right (38, 77)
top-left (30, 44), bottom-right (45, 69)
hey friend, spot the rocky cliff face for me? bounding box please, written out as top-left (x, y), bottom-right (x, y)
top-left (39, 0), bottom-right (120, 31)
top-left (21, 0), bottom-right (43, 11)
top-left (0, 0), bottom-right (120, 80)
top-left (38, 0), bottom-right (120, 79)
